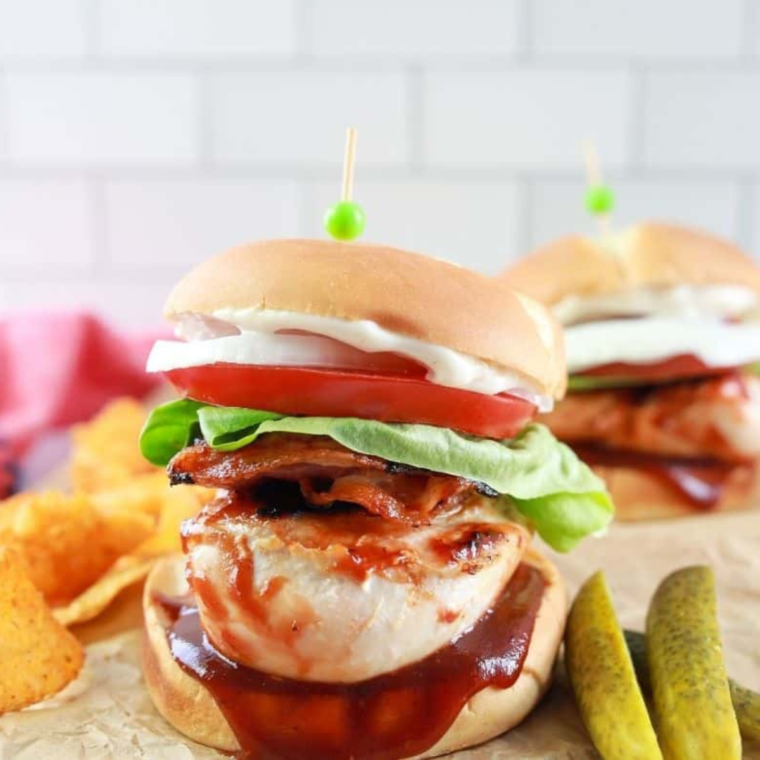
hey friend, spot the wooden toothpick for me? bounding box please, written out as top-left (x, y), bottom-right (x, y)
top-left (583, 140), bottom-right (602, 188)
top-left (582, 140), bottom-right (614, 239)
top-left (342, 127), bottom-right (358, 202)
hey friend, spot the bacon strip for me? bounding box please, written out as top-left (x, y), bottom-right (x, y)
top-left (170, 434), bottom-right (385, 486)
top-left (169, 434), bottom-right (480, 522)
top-left (300, 473), bottom-right (475, 522)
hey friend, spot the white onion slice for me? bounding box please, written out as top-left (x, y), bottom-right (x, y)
top-left (148, 333), bottom-right (414, 375)
top-left (147, 331), bottom-right (553, 411)
top-left (566, 317), bottom-right (760, 374)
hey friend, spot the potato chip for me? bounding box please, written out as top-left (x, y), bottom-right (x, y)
top-left (70, 398), bottom-right (157, 492)
top-left (0, 491), bottom-right (154, 607)
top-left (71, 581), bottom-right (144, 645)
top-left (0, 548), bottom-right (84, 714)
top-left (54, 554), bottom-right (157, 628)
top-left (138, 485), bottom-right (215, 555)
top-left (91, 472), bottom-right (169, 520)
top-left (1, 394), bottom-right (214, 630)
top-left (54, 484), bottom-right (213, 626)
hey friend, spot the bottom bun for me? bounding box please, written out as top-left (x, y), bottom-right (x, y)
top-left (593, 461), bottom-right (759, 521)
top-left (142, 548), bottom-right (566, 759)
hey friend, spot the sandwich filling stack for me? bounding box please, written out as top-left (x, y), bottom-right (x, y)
top-left (139, 239), bottom-right (611, 759)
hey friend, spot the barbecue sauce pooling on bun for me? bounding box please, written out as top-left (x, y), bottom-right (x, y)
top-left (149, 561), bottom-right (545, 760)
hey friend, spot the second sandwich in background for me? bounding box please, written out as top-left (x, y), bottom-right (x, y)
top-left (501, 222), bottom-right (760, 520)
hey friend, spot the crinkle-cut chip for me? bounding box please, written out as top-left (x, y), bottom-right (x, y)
top-left (54, 485), bottom-right (213, 626)
top-left (70, 398), bottom-right (157, 492)
top-left (0, 491), bottom-right (154, 607)
top-left (0, 548), bottom-right (84, 714)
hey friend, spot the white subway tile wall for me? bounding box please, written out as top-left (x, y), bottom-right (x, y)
top-left (307, 0), bottom-right (520, 59)
top-left (642, 71), bottom-right (760, 169)
top-left (0, 0), bottom-right (86, 59)
top-left (424, 70), bottom-right (633, 169)
top-left (210, 71), bottom-right (408, 167)
top-left (6, 72), bottom-right (200, 167)
top-left (0, 179), bottom-right (94, 269)
top-left (0, 0), bottom-right (755, 326)
top-left (533, 0), bottom-right (744, 59)
top-left (105, 179), bottom-right (300, 269)
top-left (99, 0), bottom-right (297, 59)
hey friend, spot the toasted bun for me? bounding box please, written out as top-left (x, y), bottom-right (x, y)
top-left (165, 239), bottom-right (566, 398)
top-left (142, 548), bottom-right (566, 759)
top-left (502, 223), bottom-right (760, 306)
top-left (591, 461), bottom-right (759, 522)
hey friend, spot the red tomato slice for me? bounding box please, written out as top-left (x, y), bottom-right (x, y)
top-left (164, 364), bottom-right (536, 439)
top-left (579, 354), bottom-right (737, 383)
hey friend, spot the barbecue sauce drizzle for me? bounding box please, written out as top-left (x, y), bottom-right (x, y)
top-left (157, 562), bottom-right (545, 760)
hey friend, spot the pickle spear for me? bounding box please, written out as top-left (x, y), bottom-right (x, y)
top-left (565, 570), bottom-right (662, 759)
top-left (730, 682), bottom-right (760, 744)
top-left (625, 629), bottom-right (760, 744)
top-left (646, 565), bottom-right (741, 759)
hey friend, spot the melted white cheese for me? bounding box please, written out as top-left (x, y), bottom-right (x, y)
top-left (554, 285), bottom-right (760, 326)
top-left (565, 317), bottom-right (760, 374)
top-left (146, 309), bottom-right (554, 411)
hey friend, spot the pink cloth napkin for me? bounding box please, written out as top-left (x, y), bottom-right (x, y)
top-left (0, 312), bottom-right (165, 478)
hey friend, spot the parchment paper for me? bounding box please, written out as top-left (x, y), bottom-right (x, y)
top-left (1, 510), bottom-right (758, 759)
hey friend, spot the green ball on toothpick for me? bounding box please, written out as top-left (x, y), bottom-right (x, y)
top-left (325, 126), bottom-right (366, 242)
top-left (324, 200), bottom-right (365, 241)
top-left (585, 184), bottom-right (615, 215)
top-left (582, 141), bottom-right (615, 238)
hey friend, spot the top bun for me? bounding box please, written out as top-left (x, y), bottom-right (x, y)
top-left (501, 222), bottom-right (760, 306)
top-left (165, 239), bottom-right (566, 398)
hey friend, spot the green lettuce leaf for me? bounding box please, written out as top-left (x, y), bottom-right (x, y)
top-left (139, 399), bottom-right (205, 467)
top-left (198, 405), bottom-right (285, 447)
top-left (140, 400), bottom-right (613, 551)
top-left (512, 492), bottom-right (612, 553)
top-left (567, 374), bottom-right (650, 391)
top-left (570, 362), bottom-right (760, 391)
